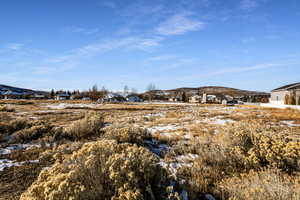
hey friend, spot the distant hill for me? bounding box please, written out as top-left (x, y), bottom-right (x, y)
top-left (144, 86), bottom-right (270, 97)
top-left (0, 84), bottom-right (48, 95)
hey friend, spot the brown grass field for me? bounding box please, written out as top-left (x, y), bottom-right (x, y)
top-left (1, 100), bottom-right (300, 200)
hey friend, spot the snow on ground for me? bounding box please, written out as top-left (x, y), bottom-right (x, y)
top-left (0, 159), bottom-right (39, 171)
top-left (15, 112), bottom-right (29, 115)
top-left (281, 120), bottom-right (300, 127)
top-left (144, 113), bottom-right (165, 119)
top-left (147, 125), bottom-right (189, 139)
top-left (175, 153), bottom-right (199, 162)
top-left (46, 103), bottom-right (99, 109)
top-left (196, 117), bottom-right (235, 125)
top-left (0, 143), bottom-right (42, 155)
top-left (147, 125), bottom-right (181, 134)
top-left (261, 103), bottom-right (300, 110)
top-left (159, 154), bottom-right (199, 178)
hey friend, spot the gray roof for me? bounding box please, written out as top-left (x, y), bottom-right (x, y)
top-left (57, 93), bottom-right (70, 97)
top-left (3, 90), bottom-right (25, 95)
top-left (272, 82), bottom-right (300, 92)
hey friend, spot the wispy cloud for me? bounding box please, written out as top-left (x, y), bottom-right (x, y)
top-left (62, 26), bottom-right (99, 35)
top-left (240, 0), bottom-right (259, 10)
top-left (156, 13), bottom-right (205, 36)
top-left (211, 63), bottom-right (281, 75)
top-left (73, 36), bottom-right (163, 56)
top-left (5, 43), bottom-right (24, 50)
top-left (148, 55), bottom-right (177, 61)
top-left (43, 36), bottom-right (164, 74)
top-left (182, 63), bottom-right (284, 80)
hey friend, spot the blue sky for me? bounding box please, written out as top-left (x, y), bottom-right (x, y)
top-left (0, 0), bottom-right (299, 92)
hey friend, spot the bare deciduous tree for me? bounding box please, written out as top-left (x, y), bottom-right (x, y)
top-left (146, 83), bottom-right (156, 92)
top-left (123, 85), bottom-right (129, 94)
top-left (146, 83), bottom-right (156, 101)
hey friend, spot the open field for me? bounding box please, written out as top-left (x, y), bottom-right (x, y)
top-left (1, 100), bottom-right (300, 200)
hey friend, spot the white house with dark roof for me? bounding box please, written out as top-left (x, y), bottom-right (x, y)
top-left (271, 82), bottom-right (300, 105)
top-left (55, 93), bottom-right (71, 100)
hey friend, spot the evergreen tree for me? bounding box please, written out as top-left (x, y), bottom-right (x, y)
top-left (182, 92), bottom-right (187, 102)
top-left (50, 89), bottom-right (55, 99)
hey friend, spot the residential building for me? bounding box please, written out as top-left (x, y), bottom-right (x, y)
top-left (271, 82), bottom-right (300, 105)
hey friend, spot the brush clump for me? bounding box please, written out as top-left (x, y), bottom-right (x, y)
top-left (20, 140), bottom-right (168, 200)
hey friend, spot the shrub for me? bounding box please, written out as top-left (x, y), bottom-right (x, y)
top-left (178, 121), bottom-right (300, 199)
top-left (177, 142), bottom-right (243, 198)
top-left (63, 112), bottom-right (104, 140)
top-left (104, 126), bottom-right (150, 145)
top-left (0, 105), bottom-right (15, 112)
top-left (39, 142), bottom-right (85, 164)
top-left (20, 140), bottom-right (168, 200)
top-left (218, 168), bottom-right (300, 200)
top-left (4, 118), bottom-right (32, 135)
top-left (218, 122), bottom-right (300, 172)
top-left (11, 123), bottom-right (53, 143)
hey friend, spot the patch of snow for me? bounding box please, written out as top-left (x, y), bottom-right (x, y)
top-left (183, 133), bottom-right (192, 139)
top-left (159, 153), bottom-right (199, 178)
top-left (16, 112), bottom-right (29, 115)
top-left (281, 120), bottom-right (300, 127)
top-left (35, 110), bottom-right (57, 113)
top-left (148, 125), bottom-right (179, 133)
top-left (144, 113), bottom-right (165, 119)
top-left (0, 143), bottom-right (41, 155)
top-left (199, 117), bottom-right (235, 125)
top-left (0, 159), bottom-right (39, 171)
top-left (0, 148), bottom-right (12, 155)
top-left (261, 103), bottom-right (300, 110)
top-left (46, 103), bottom-right (99, 110)
top-left (158, 132), bottom-right (182, 137)
top-left (176, 153), bottom-right (199, 161)
top-left (213, 118), bottom-right (235, 125)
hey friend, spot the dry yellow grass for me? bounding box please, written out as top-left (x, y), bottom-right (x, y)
top-left (219, 168), bottom-right (300, 200)
top-left (1, 101), bottom-right (300, 200)
top-left (20, 140), bottom-right (168, 200)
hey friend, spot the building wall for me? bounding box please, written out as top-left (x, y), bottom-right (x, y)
top-left (296, 90), bottom-right (300, 105)
top-left (189, 96), bottom-right (201, 103)
top-left (270, 90), bottom-right (289, 104)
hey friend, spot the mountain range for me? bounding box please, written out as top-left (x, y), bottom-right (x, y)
top-left (0, 84), bottom-right (48, 95)
top-left (146, 86), bottom-right (270, 97)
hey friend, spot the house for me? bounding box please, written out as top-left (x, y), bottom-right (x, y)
top-left (102, 93), bottom-right (126, 103)
top-left (189, 95), bottom-right (202, 103)
top-left (126, 95), bottom-right (141, 102)
top-left (31, 93), bottom-right (46, 99)
top-left (221, 95), bottom-right (236, 105)
top-left (271, 82), bottom-right (300, 105)
top-left (202, 93), bottom-right (207, 104)
top-left (3, 90), bottom-right (24, 99)
top-left (55, 93), bottom-right (70, 100)
top-left (169, 97), bottom-right (179, 102)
